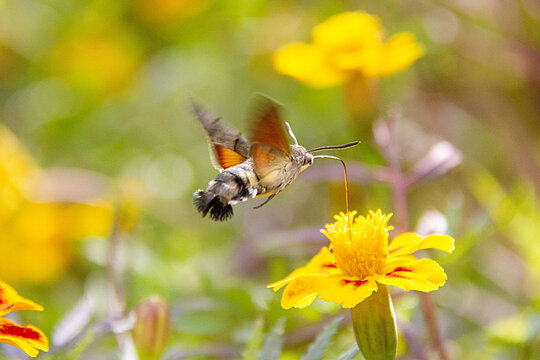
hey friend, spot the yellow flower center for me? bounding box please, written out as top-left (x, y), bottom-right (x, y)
top-left (321, 210), bottom-right (393, 279)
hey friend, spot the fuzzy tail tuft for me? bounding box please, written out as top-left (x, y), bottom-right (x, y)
top-left (193, 190), bottom-right (213, 216)
top-left (193, 190), bottom-right (234, 221)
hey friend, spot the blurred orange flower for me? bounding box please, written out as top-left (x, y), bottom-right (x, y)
top-left (273, 11), bottom-right (425, 88)
top-left (0, 125), bottom-right (115, 284)
top-left (0, 280), bottom-right (48, 357)
top-left (134, 0), bottom-right (213, 25)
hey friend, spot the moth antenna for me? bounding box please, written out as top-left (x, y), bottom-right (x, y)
top-left (285, 122), bottom-right (299, 146)
top-left (309, 141), bottom-right (360, 153)
top-left (313, 155), bottom-right (353, 240)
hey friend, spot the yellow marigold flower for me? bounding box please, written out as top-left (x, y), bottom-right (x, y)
top-left (273, 11), bottom-right (425, 88)
top-left (268, 210), bottom-right (454, 309)
top-left (0, 280), bottom-right (48, 357)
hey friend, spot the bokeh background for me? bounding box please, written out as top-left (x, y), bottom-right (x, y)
top-left (1, 0), bottom-right (540, 359)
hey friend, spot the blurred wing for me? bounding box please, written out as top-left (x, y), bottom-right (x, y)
top-left (213, 145), bottom-right (246, 169)
top-left (251, 143), bottom-right (288, 185)
top-left (249, 97), bottom-right (291, 156)
top-left (192, 101), bottom-right (250, 159)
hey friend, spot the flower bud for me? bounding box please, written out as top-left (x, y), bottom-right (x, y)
top-left (133, 295), bottom-right (170, 359)
top-left (351, 284), bottom-right (397, 360)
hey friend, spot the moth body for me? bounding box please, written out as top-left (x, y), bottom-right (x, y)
top-left (192, 95), bottom-right (354, 221)
top-left (193, 144), bottom-right (313, 221)
top-left (193, 160), bottom-right (261, 221)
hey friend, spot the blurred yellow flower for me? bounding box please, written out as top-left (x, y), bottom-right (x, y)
top-left (268, 210), bottom-right (454, 309)
top-left (50, 32), bottom-right (141, 96)
top-left (0, 280), bottom-right (48, 357)
top-left (0, 125), bottom-right (115, 284)
top-left (0, 126), bottom-right (39, 223)
top-left (273, 11), bottom-right (425, 88)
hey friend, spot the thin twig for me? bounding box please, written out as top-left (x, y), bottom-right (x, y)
top-left (107, 220), bottom-right (124, 315)
top-left (419, 293), bottom-right (448, 360)
top-left (106, 212), bottom-right (138, 360)
top-left (373, 119), bottom-right (449, 360)
top-left (373, 120), bottom-right (409, 232)
top-left (47, 313), bottom-right (134, 355)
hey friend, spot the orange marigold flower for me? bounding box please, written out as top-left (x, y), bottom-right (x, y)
top-left (268, 210), bottom-right (454, 309)
top-left (0, 280), bottom-right (48, 357)
top-left (273, 11), bottom-right (425, 88)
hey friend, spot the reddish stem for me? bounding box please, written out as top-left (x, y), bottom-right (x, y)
top-left (419, 293), bottom-right (449, 360)
top-left (374, 119), bottom-right (449, 360)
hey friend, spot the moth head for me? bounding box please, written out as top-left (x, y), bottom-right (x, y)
top-left (284, 122), bottom-right (313, 172)
top-left (290, 145), bottom-right (314, 172)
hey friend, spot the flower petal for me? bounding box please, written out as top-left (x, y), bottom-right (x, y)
top-left (331, 46), bottom-right (380, 72)
top-left (312, 11), bottom-right (383, 52)
top-left (316, 275), bottom-right (378, 308)
top-left (273, 42), bottom-right (348, 88)
top-left (0, 318), bottom-right (48, 357)
top-left (267, 247), bottom-right (339, 291)
top-left (0, 280), bottom-right (44, 316)
top-left (281, 276), bottom-right (318, 309)
top-left (388, 233), bottom-right (455, 257)
top-left (379, 258), bottom-right (447, 292)
top-left (375, 32), bottom-right (424, 77)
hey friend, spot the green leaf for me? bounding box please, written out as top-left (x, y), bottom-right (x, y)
top-left (243, 316), bottom-right (264, 360)
top-left (258, 318), bottom-right (285, 360)
top-left (337, 344), bottom-right (360, 360)
top-left (301, 317), bottom-right (343, 360)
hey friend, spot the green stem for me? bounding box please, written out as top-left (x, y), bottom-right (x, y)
top-left (350, 285), bottom-right (397, 360)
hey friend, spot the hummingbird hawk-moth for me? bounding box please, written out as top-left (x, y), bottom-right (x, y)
top-left (192, 96), bottom-right (358, 221)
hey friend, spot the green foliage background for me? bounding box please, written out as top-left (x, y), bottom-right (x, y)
top-left (1, 0), bottom-right (540, 359)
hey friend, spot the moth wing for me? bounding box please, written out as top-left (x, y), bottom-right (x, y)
top-left (212, 145), bottom-right (246, 169)
top-left (250, 143), bottom-right (289, 186)
top-left (249, 97), bottom-right (291, 156)
top-left (192, 101), bottom-right (251, 161)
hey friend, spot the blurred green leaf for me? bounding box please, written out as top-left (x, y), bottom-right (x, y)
top-left (258, 317), bottom-right (285, 360)
top-left (1, 1), bottom-right (539, 359)
top-left (175, 310), bottom-right (230, 335)
top-left (301, 317), bottom-right (342, 360)
top-left (337, 344), bottom-right (360, 360)
top-left (242, 316), bottom-right (264, 360)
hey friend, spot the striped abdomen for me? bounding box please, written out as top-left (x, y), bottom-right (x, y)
top-left (193, 161), bottom-right (262, 221)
